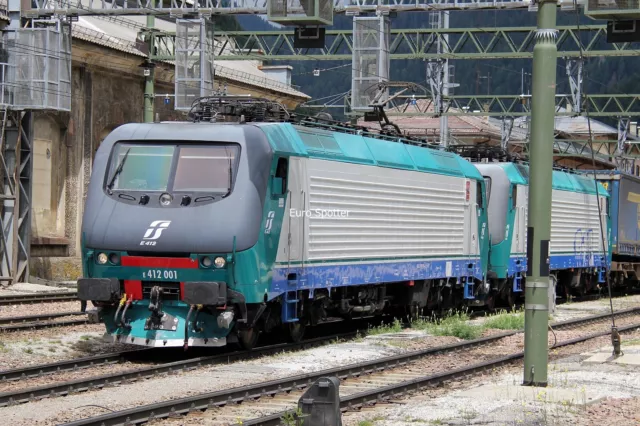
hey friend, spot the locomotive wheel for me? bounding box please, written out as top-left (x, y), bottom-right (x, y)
top-left (288, 322), bottom-right (306, 343)
top-left (485, 293), bottom-right (496, 311)
top-left (238, 328), bottom-right (260, 350)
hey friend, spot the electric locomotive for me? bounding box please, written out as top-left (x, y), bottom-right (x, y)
top-left (77, 97), bottom-right (492, 349)
top-left (477, 162), bottom-right (611, 305)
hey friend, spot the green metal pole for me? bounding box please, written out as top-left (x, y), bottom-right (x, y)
top-left (523, 0), bottom-right (558, 387)
top-left (144, 1), bottom-right (155, 123)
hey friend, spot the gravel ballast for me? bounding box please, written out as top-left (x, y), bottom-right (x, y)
top-left (1, 293), bottom-right (638, 425)
top-left (341, 329), bottom-right (640, 426)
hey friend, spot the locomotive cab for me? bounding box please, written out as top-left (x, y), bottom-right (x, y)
top-left (78, 122), bottom-right (274, 348)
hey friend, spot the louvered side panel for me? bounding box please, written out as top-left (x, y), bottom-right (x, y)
top-left (550, 190), bottom-right (605, 255)
top-left (303, 158), bottom-right (470, 261)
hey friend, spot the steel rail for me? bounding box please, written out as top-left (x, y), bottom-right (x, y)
top-left (0, 302), bottom-right (627, 383)
top-left (60, 308), bottom-right (640, 426)
top-left (0, 292), bottom-right (78, 305)
top-left (0, 348), bottom-right (149, 382)
top-left (0, 318), bottom-right (89, 332)
top-left (0, 311), bottom-right (84, 325)
top-left (245, 321), bottom-right (640, 426)
top-left (0, 331), bottom-right (364, 407)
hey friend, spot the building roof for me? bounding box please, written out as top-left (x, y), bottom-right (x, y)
top-left (357, 99), bottom-right (528, 142)
top-left (515, 107), bottom-right (639, 140)
top-left (72, 15), bottom-right (309, 99)
top-left (359, 99), bottom-right (634, 144)
top-left (0, 1), bottom-right (308, 100)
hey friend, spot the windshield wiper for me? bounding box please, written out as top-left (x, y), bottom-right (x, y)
top-left (107, 148), bottom-right (131, 194)
top-left (222, 154), bottom-right (233, 198)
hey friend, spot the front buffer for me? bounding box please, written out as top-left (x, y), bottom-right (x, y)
top-left (77, 255), bottom-right (245, 349)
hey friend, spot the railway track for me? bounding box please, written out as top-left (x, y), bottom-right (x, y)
top-left (0, 292), bottom-right (78, 305)
top-left (0, 330), bottom-right (364, 407)
top-left (0, 307), bottom-right (633, 402)
top-left (0, 311), bottom-right (88, 332)
top-left (0, 311), bottom-right (85, 325)
top-left (51, 307), bottom-right (640, 426)
top-left (245, 321), bottom-right (640, 426)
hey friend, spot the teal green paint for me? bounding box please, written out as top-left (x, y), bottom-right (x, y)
top-left (488, 184), bottom-right (520, 279)
top-left (231, 150), bottom-right (291, 304)
top-left (258, 124), bottom-right (485, 181)
top-left (332, 132), bottom-right (376, 165)
top-left (477, 179), bottom-right (490, 276)
top-left (506, 163), bottom-right (609, 197)
top-left (500, 164), bottom-right (528, 185)
top-left (104, 302), bottom-right (232, 340)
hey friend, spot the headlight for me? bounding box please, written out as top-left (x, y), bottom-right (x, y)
top-left (159, 193), bottom-right (173, 206)
top-left (214, 257), bottom-right (226, 268)
top-left (97, 253), bottom-right (108, 264)
top-left (201, 256), bottom-right (212, 267)
top-left (109, 253), bottom-right (120, 265)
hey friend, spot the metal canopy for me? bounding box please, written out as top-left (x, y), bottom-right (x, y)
top-left (28, 0), bottom-right (584, 17)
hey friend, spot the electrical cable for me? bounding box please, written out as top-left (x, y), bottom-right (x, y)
top-left (549, 323), bottom-right (557, 348)
top-left (572, 0), bottom-right (621, 355)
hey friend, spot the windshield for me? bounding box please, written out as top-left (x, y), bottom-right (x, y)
top-left (106, 142), bottom-right (240, 194)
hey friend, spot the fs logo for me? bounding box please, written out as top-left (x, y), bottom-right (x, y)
top-left (140, 220), bottom-right (171, 246)
top-left (264, 211), bottom-right (275, 234)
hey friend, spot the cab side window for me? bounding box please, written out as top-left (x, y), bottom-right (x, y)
top-left (274, 157), bottom-right (288, 194)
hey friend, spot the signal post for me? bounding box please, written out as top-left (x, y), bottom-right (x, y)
top-left (523, 0), bottom-right (558, 387)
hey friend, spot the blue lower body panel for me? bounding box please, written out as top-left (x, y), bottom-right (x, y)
top-left (505, 252), bottom-right (608, 277)
top-left (271, 257), bottom-right (483, 294)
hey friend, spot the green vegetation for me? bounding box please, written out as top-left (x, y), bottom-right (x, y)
top-left (483, 309), bottom-right (526, 330)
top-left (281, 407), bottom-right (305, 426)
top-left (412, 311), bottom-right (484, 340)
top-left (358, 416), bottom-right (386, 426)
top-left (367, 318), bottom-right (403, 336)
top-left (363, 307), bottom-right (533, 341)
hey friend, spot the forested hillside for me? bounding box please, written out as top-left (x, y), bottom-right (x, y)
top-left (234, 11), bottom-right (640, 118)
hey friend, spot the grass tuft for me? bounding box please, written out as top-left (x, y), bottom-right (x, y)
top-left (412, 310), bottom-right (483, 340)
top-left (483, 309), bottom-right (526, 330)
top-left (367, 318), bottom-right (403, 336)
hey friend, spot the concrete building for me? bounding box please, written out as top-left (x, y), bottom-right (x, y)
top-left (3, 15), bottom-right (310, 280)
